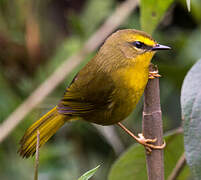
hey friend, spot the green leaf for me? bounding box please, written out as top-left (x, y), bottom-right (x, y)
top-left (78, 165), bottom-right (100, 180)
top-left (181, 59), bottom-right (201, 180)
top-left (140, 0), bottom-right (174, 34)
top-left (108, 133), bottom-right (187, 180)
top-left (186, 0), bottom-right (191, 12)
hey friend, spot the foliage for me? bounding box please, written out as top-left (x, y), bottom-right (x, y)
top-left (78, 165), bottom-right (100, 180)
top-left (186, 0), bottom-right (191, 11)
top-left (108, 133), bottom-right (190, 180)
top-left (140, 0), bottom-right (174, 34)
top-left (181, 59), bottom-right (201, 180)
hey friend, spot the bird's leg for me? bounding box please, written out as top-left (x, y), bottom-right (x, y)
top-left (149, 69), bottom-right (161, 79)
top-left (117, 122), bottom-right (166, 153)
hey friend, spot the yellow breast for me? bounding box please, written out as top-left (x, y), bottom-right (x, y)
top-left (115, 65), bottom-right (149, 101)
top-left (106, 52), bottom-right (153, 124)
top-left (105, 64), bottom-right (148, 124)
top-left (114, 52), bottom-right (152, 91)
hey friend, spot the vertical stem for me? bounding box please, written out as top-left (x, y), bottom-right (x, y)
top-left (143, 65), bottom-right (164, 180)
top-left (167, 153), bottom-right (186, 180)
top-left (34, 130), bottom-right (40, 180)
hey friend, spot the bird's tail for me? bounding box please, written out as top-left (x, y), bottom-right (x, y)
top-left (18, 106), bottom-right (68, 158)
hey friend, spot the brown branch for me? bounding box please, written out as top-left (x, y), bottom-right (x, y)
top-left (167, 153), bottom-right (186, 180)
top-left (34, 130), bottom-right (40, 180)
top-left (142, 64), bottom-right (164, 180)
top-left (0, 0), bottom-right (139, 143)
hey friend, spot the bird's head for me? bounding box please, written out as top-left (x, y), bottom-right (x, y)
top-left (102, 29), bottom-right (170, 66)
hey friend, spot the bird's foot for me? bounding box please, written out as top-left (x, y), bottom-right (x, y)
top-left (135, 133), bottom-right (166, 154)
top-left (117, 122), bottom-right (165, 154)
top-left (149, 70), bottom-right (161, 79)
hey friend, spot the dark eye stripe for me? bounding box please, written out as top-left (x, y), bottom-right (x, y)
top-left (131, 41), bottom-right (152, 50)
top-left (132, 41), bottom-right (144, 48)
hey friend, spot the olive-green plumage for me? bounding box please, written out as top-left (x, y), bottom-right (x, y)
top-left (18, 29), bottom-right (169, 158)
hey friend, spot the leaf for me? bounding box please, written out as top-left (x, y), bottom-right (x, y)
top-left (186, 0), bottom-right (191, 12)
top-left (108, 133), bottom-right (187, 180)
top-left (78, 165), bottom-right (100, 180)
top-left (181, 59), bottom-right (201, 180)
top-left (140, 0), bottom-right (174, 34)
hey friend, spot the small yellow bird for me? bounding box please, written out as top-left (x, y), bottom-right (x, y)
top-left (18, 29), bottom-right (170, 158)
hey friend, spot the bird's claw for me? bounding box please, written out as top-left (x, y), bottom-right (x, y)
top-left (149, 70), bottom-right (161, 79)
top-left (136, 133), bottom-right (166, 154)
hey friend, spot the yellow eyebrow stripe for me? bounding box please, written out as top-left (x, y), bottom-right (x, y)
top-left (134, 35), bottom-right (156, 47)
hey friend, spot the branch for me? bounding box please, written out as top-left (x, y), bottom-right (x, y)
top-left (167, 153), bottom-right (186, 180)
top-left (34, 130), bottom-right (40, 180)
top-left (142, 64), bottom-right (164, 180)
top-left (0, 0), bottom-right (139, 143)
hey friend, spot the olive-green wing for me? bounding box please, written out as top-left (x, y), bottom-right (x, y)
top-left (57, 63), bottom-right (115, 116)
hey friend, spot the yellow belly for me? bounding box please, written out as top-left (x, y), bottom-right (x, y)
top-left (108, 65), bottom-right (149, 124)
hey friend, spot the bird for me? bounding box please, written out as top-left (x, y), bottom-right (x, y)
top-left (18, 29), bottom-right (171, 158)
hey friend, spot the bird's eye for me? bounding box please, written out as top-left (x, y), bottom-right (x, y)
top-left (132, 41), bottom-right (144, 49)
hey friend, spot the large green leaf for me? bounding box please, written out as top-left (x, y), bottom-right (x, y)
top-left (108, 133), bottom-right (188, 180)
top-left (140, 0), bottom-right (174, 34)
top-left (181, 59), bottom-right (201, 180)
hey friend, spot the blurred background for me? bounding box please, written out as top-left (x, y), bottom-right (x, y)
top-left (0, 0), bottom-right (201, 179)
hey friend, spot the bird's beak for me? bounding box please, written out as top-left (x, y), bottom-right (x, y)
top-left (152, 44), bottom-right (171, 51)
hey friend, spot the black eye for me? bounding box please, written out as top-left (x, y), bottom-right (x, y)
top-left (132, 41), bottom-right (143, 49)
